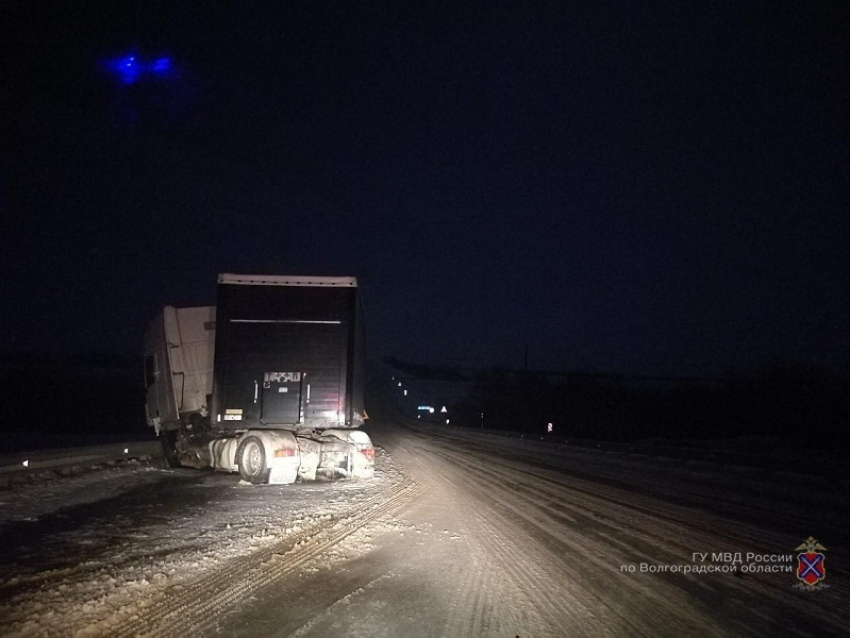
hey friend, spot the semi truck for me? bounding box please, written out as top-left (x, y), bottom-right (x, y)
top-left (143, 274), bottom-right (374, 485)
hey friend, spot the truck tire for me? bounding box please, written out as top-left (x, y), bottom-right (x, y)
top-left (236, 436), bottom-right (270, 485)
top-left (161, 432), bottom-right (181, 468)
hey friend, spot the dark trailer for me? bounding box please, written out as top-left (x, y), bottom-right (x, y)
top-left (210, 274), bottom-right (366, 432)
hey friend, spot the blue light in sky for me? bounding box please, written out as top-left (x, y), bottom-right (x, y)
top-left (151, 58), bottom-right (172, 74)
top-left (110, 55), bottom-right (141, 84)
top-left (106, 54), bottom-right (175, 85)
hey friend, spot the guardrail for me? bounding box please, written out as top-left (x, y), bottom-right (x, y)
top-left (0, 441), bottom-right (162, 483)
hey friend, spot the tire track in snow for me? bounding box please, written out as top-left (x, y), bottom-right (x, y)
top-left (396, 444), bottom-right (498, 638)
top-left (395, 440), bottom-right (553, 638)
top-left (418, 426), bottom-right (848, 545)
top-left (403, 444), bottom-right (587, 637)
top-left (456, 450), bottom-right (801, 634)
top-left (441, 537), bottom-right (486, 636)
top-left (446, 452), bottom-right (729, 637)
top-left (460, 443), bottom-right (849, 627)
top-left (108, 475), bottom-right (421, 638)
top-left (425, 436), bottom-right (848, 636)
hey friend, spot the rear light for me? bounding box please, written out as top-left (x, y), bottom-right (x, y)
top-left (274, 448), bottom-right (297, 458)
top-left (359, 447), bottom-right (375, 460)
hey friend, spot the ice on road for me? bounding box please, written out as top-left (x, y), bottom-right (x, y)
top-left (1, 421), bottom-right (847, 637)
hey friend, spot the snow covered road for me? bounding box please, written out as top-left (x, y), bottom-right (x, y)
top-left (1, 421), bottom-right (847, 636)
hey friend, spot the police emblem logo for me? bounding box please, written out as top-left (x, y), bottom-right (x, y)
top-left (794, 536), bottom-right (829, 591)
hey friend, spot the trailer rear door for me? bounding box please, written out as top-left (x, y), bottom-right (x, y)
top-left (261, 371), bottom-right (303, 423)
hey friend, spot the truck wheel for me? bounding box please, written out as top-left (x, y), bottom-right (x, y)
top-left (236, 436), bottom-right (270, 485)
top-left (161, 432), bottom-right (181, 468)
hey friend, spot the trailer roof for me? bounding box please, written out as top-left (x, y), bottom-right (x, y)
top-left (218, 274), bottom-right (358, 287)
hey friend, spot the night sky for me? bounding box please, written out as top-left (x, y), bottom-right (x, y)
top-left (3, 1), bottom-right (848, 376)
